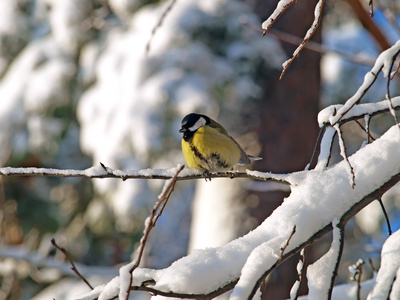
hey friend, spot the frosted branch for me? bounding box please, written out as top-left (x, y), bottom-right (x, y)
top-left (334, 124), bottom-right (356, 188)
top-left (0, 164), bottom-right (291, 185)
top-left (261, 0), bottom-right (296, 35)
top-left (279, 0), bottom-right (326, 79)
top-left (118, 165), bottom-right (183, 300)
top-left (328, 40), bottom-right (400, 126)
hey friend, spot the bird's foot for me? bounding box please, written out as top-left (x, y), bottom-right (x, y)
top-left (203, 170), bottom-right (212, 181)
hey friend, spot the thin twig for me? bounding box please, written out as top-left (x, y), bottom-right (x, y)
top-left (355, 119), bottom-right (375, 142)
top-left (121, 165), bottom-right (184, 300)
top-left (145, 0), bottom-right (177, 54)
top-left (327, 225), bottom-right (345, 300)
top-left (241, 17), bottom-right (375, 66)
top-left (279, 225), bottom-right (297, 262)
top-left (51, 238), bottom-right (94, 290)
top-left (385, 49), bottom-right (400, 125)
top-left (259, 225), bottom-right (296, 299)
top-left (377, 198), bottom-right (392, 236)
top-left (261, 0), bottom-right (297, 36)
top-left (334, 124), bottom-right (356, 188)
top-left (279, 0), bottom-right (326, 79)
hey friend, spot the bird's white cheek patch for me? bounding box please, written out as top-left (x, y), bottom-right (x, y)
top-left (189, 117), bottom-right (206, 131)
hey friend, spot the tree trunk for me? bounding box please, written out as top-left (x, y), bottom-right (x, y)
top-left (249, 0), bottom-right (321, 298)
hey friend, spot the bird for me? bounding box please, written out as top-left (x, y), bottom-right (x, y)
top-left (179, 113), bottom-right (261, 173)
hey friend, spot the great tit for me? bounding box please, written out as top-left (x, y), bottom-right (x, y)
top-left (179, 113), bottom-right (261, 173)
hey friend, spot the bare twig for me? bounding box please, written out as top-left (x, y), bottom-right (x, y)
top-left (51, 238), bottom-right (94, 290)
top-left (120, 165), bottom-right (184, 300)
top-left (327, 225), bottom-right (345, 300)
top-left (146, 0), bottom-right (177, 54)
top-left (334, 124), bottom-right (356, 188)
top-left (279, 225), bottom-right (297, 262)
top-left (241, 17), bottom-right (375, 66)
top-left (377, 198), bottom-right (392, 236)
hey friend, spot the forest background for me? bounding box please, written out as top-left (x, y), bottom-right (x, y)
top-left (0, 0), bottom-right (399, 299)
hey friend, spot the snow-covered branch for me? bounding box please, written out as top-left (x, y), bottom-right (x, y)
top-left (0, 164), bottom-right (291, 185)
top-left (76, 123), bottom-right (400, 300)
top-left (262, 0), bottom-right (326, 78)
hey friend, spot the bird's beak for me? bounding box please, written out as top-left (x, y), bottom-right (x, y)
top-left (179, 128), bottom-right (185, 133)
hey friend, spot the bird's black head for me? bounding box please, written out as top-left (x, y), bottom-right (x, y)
top-left (179, 113), bottom-right (210, 141)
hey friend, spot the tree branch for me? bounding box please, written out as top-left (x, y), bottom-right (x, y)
top-left (119, 165), bottom-right (184, 300)
top-left (51, 238), bottom-right (94, 290)
top-left (0, 165), bottom-right (291, 185)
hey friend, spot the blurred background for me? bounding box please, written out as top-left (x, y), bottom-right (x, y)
top-left (0, 0), bottom-right (399, 299)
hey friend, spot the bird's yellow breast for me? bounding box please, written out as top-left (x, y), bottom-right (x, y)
top-left (181, 126), bottom-right (241, 172)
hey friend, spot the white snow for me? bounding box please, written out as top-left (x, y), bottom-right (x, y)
top-left (367, 229), bottom-right (400, 299)
top-left (77, 122), bottom-right (400, 299)
top-left (261, 0), bottom-right (294, 31)
top-left (329, 40), bottom-right (400, 126)
top-left (307, 220), bottom-right (341, 300)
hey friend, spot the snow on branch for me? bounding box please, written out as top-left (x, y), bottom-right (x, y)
top-left (0, 163), bottom-right (291, 185)
top-left (367, 229), bottom-right (400, 299)
top-left (327, 40), bottom-right (400, 126)
top-left (76, 123), bottom-right (400, 300)
top-left (261, 0), bottom-right (326, 79)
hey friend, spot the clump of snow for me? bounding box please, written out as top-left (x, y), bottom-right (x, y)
top-left (307, 220), bottom-right (341, 300)
top-left (367, 229), bottom-right (400, 299)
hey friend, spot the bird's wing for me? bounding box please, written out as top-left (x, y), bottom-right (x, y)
top-left (229, 136), bottom-right (251, 165)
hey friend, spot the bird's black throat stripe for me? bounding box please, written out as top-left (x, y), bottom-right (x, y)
top-left (189, 144), bottom-right (229, 170)
top-left (189, 143), bottom-right (207, 162)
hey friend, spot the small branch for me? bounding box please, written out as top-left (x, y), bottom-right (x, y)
top-left (377, 198), bottom-right (392, 236)
top-left (279, 0), bottom-right (326, 79)
top-left (369, 0), bottom-right (374, 18)
top-left (334, 124), bottom-right (356, 188)
top-left (51, 238), bottom-right (94, 290)
top-left (119, 165), bottom-right (184, 300)
top-left (349, 259), bottom-right (365, 300)
top-left (327, 225), bottom-right (345, 300)
top-left (145, 0), bottom-right (177, 54)
top-left (293, 248), bottom-right (307, 300)
top-left (261, 0), bottom-right (296, 36)
top-left (330, 42), bottom-right (400, 126)
top-left (279, 225), bottom-right (296, 262)
top-left (385, 49), bottom-right (400, 125)
top-left (346, 0), bottom-right (390, 51)
top-left (261, 226), bottom-right (296, 298)
top-left (308, 125), bottom-right (327, 170)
